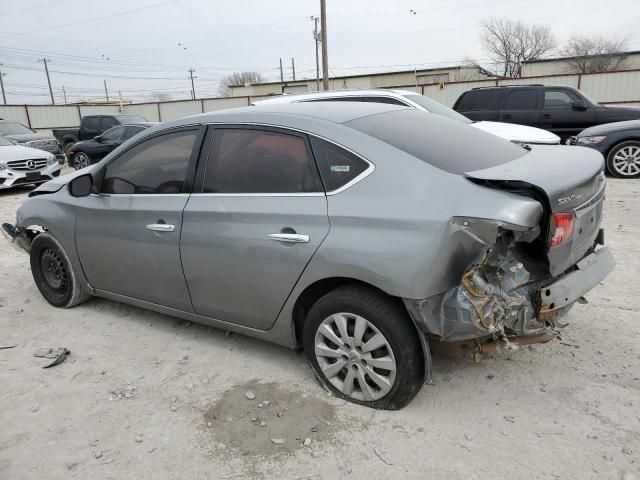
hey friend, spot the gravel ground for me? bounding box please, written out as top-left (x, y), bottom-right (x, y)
top-left (0, 174), bottom-right (638, 480)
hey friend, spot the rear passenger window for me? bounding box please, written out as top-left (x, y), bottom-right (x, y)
top-left (456, 90), bottom-right (501, 111)
top-left (310, 137), bottom-right (370, 192)
top-left (204, 129), bottom-right (320, 194)
top-left (84, 117), bottom-right (100, 131)
top-left (359, 96), bottom-right (408, 106)
top-left (503, 90), bottom-right (537, 110)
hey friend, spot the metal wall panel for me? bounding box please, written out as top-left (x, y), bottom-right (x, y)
top-left (498, 75), bottom-right (579, 88)
top-left (0, 106), bottom-right (29, 125)
top-left (580, 70), bottom-right (640, 103)
top-left (124, 104), bottom-right (161, 122)
top-left (158, 101), bottom-right (203, 121)
top-left (78, 105), bottom-right (120, 116)
top-left (27, 105), bottom-right (80, 129)
top-left (202, 97), bottom-right (248, 111)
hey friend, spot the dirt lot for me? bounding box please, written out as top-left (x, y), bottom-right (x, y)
top-left (0, 173), bottom-right (638, 480)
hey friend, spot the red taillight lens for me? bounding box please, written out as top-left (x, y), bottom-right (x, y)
top-left (549, 212), bottom-right (574, 248)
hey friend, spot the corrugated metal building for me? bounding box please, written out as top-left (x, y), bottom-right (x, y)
top-left (229, 66), bottom-right (495, 97)
top-left (521, 51), bottom-right (640, 76)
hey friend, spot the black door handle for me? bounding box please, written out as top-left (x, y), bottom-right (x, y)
top-left (543, 114), bottom-right (551, 118)
top-left (502, 114), bottom-right (512, 119)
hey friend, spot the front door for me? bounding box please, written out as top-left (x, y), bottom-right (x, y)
top-left (76, 128), bottom-right (201, 312)
top-left (181, 126), bottom-right (330, 330)
top-left (539, 88), bottom-right (597, 139)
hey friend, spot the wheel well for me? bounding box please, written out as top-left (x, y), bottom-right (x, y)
top-left (605, 137), bottom-right (640, 158)
top-left (291, 277), bottom-right (409, 346)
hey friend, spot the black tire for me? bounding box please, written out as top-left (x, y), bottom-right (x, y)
top-left (302, 284), bottom-right (424, 410)
top-left (606, 140), bottom-right (640, 179)
top-left (63, 141), bottom-right (75, 157)
top-left (30, 233), bottom-right (90, 308)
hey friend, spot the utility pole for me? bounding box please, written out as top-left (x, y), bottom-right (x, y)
top-left (62, 85), bottom-right (67, 104)
top-left (312, 16), bottom-right (320, 90)
top-left (279, 58), bottom-right (284, 83)
top-left (104, 80), bottom-right (109, 101)
top-left (38, 58), bottom-right (54, 104)
top-left (320, 0), bottom-right (329, 90)
top-left (0, 64), bottom-right (6, 105)
top-left (291, 58), bottom-right (296, 81)
top-left (188, 68), bottom-right (196, 100)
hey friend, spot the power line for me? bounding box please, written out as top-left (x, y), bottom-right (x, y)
top-left (0, 0), bottom-right (66, 18)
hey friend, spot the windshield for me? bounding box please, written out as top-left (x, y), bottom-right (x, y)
top-left (116, 115), bottom-right (147, 123)
top-left (0, 121), bottom-right (35, 135)
top-left (402, 94), bottom-right (472, 124)
top-left (0, 135), bottom-right (14, 146)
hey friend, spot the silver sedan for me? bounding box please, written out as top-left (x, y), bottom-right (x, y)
top-left (3, 103), bottom-right (614, 409)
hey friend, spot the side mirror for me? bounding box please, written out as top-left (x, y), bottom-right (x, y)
top-left (572, 100), bottom-right (588, 111)
top-left (69, 174), bottom-right (93, 197)
top-left (94, 135), bottom-right (102, 142)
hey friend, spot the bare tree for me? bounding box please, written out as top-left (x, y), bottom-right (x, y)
top-left (217, 71), bottom-right (264, 97)
top-left (560, 34), bottom-right (631, 73)
top-left (479, 18), bottom-right (556, 77)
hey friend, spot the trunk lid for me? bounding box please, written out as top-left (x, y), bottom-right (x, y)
top-left (465, 145), bottom-right (606, 276)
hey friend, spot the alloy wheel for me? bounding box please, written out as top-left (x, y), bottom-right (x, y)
top-left (612, 145), bottom-right (640, 177)
top-left (314, 312), bottom-right (397, 401)
top-left (73, 153), bottom-right (90, 170)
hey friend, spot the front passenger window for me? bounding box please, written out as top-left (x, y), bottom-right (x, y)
top-left (101, 130), bottom-right (197, 195)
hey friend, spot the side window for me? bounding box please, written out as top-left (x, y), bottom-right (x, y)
top-left (310, 137), bottom-right (370, 192)
top-left (544, 90), bottom-right (575, 110)
top-left (84, 117), bottom-right (100, 131)
top-left (204, 128), bottom-right (320, 194)
top-left (101, 130), bottom-right (197, 195)
top-left (306, 97), bottom-right (361, 103)
top-left (101, 126), bottom-right (125, 141)
top-left (503, 89), bottom-right (538, 110)
top-left (102, 117), bottom-right (119, 130)
top-left (457, 90), bottom-right (501, 111)
top-left (123, 126), bottom-right (145, 139)
top-left (360, 96), bottom-right (408, 106)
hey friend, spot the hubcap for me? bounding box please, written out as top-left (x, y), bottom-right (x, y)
top-left (40, 247), bottom-right (68, 293)
top-left (74, 153), bottom-right (90, 170)
top-left (314, 313), bottom-right (396, 402)
top-left (613, 145), bottom-right (640, 176)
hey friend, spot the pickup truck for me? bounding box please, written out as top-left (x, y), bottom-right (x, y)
top-left (453, 85), bottom-right (640, 141)
top-left (53, 114), bottom-right (148, 156)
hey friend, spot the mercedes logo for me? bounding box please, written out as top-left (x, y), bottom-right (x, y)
top-left (26, 160), bottom-right (37, 170)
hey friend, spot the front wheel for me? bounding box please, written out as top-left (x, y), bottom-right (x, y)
top-left (72, 152), bottom-right (91, 170)
top-left (606, 140), bottom-right (640, 178)
top-left (302, 284), bottom-right (424, 410)
top-left (30, 233), bottom-right (90, 308)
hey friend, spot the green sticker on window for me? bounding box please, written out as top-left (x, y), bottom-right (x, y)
top-left (331, 165), bottom-right (351, 173)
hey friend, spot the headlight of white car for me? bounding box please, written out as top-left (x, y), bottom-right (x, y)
top-left (577, 135), bottom-right (607, 145)
top-left (47, 154), bottom-right (57, 165)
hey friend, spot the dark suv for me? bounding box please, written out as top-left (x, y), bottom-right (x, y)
top-left (453, 85), bottom-right (640, 141)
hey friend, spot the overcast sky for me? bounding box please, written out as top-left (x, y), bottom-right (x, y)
top-left (0, 0), bottom-right (638, 104)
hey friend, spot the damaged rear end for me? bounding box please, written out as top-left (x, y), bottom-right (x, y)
top-left (405, 145), bottom-right (615, 359)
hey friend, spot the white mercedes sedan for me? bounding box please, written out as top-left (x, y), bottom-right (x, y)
top-left (0, 134), bottom-right (61, 190)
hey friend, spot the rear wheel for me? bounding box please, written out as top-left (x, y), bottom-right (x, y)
top-left (30, 233), bottom-right (90, 308)
top-left (606, 141), bottom-right (640, 178)
top-left (302, 284), bottom-right (424, 410)
top-left (72, 152), bottom-right (91, 170)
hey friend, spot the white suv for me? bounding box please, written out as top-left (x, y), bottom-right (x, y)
top-left (254, 89), bottom-right (560, 145)
top-left (0, 135), bottom-right (61, 190)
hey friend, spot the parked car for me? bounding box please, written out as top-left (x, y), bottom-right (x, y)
top-left (52, 114), bottom-right (148, 157)
top-left (0, 134), bottom-right (60, 190)
top-left (567, 119), bottom-right (640, 178)
top-left (3, 103), bottom-right (613, 409)
top-left (67, 122), bottom-right (157, 170)
top-left (453, 84), bottom-right (640, 142)
top-left (254, 89), bottom-right (560, 145)
top-left (0, 119), bottom-right (64, 163)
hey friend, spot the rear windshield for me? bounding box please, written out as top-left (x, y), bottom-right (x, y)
top-left (402, 94), bottom-right (472, 124)
top-left (0, 121), bottom-right (34, 135)
top-left (345, 109), bottom-right (527, 174)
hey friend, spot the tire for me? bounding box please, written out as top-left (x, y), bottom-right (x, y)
top-left (606, 140), bottom-right (640, 179)
top-left (71, 152), bottom-right (91, 170)
top-left (302, 284), bottom-right (424, 410)
top-left (63, 141), bottom-right (75, 157)
top-left (30, 233), bottom-right (90, 308)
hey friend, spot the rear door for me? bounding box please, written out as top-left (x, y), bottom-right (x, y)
top-left (180, 126), bottom-right (330, 330)
top-left (498, 88), bottom-right (540, 126)
top-left (539, 88), bottom-right (597, 138)
top-left (454, 89), bottom-right (501, 121)
top-left (81, 116), bottom-right (101, 140)
top-left (75, 127), bottom-right (203, 311)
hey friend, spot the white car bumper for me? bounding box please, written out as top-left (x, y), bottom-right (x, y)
top-left (0, 162), bottom-right (61, 190)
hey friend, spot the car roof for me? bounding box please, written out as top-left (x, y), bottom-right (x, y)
top-left (253, 89), bottom-right (418, 105)
top-left (161, 102), bottom-right (410, 129)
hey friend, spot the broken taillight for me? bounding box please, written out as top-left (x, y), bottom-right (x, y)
top-left (549, 212), bottom-right (574, 248)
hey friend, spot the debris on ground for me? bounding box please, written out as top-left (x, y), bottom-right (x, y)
top-left (33, 347), bottom-right (71, 368)
top-left (110, 384), bottom-right (137, 400)
top-left (0, 344), bottom-right (18, 350)
top-left (245, 390), bottom-right (256, 400)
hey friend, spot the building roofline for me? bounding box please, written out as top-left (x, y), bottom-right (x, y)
top-left (230, 65), bottom-right (493, 88)
top-left (523, 50), bottom-right (640, 64)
